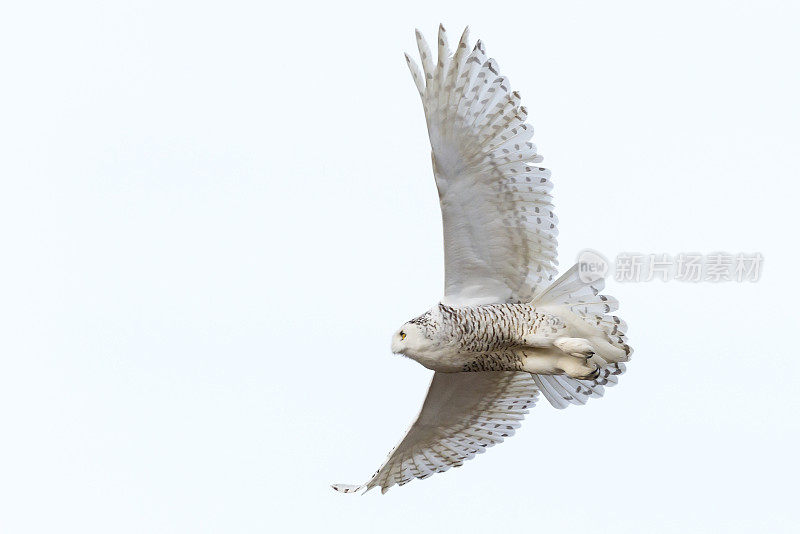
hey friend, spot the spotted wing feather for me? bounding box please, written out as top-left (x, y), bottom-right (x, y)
top-left (332, 371), bottom-right (538, 494)
top-left (406, 25), bottom-right (558, 306)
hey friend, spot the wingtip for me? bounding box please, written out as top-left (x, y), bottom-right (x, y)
top-left (458, 26), bottom-right (470, 49)
top-left (331, 483), bottom-right (363, 494)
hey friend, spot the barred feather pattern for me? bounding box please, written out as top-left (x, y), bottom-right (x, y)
top-left (436, 302), bottom-right (566, 353)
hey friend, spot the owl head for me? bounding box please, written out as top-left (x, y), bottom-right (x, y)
top-left (391, 310), bottom-right (438, 356)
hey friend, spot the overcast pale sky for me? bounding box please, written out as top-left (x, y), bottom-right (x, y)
top-left (1, 1), bottom-right (799, 532)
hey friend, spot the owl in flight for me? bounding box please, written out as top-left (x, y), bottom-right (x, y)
top-left (333, 25), bottom-right (632, 494)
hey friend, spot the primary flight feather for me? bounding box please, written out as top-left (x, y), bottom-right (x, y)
top-left (333, 25), bottom-right (632, 495)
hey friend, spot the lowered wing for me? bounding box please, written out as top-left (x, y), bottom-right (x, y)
top-left (332, 371), bottom-right (538, 494)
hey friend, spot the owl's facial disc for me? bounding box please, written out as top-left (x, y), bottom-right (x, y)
top-left (391, 323), bottom-right (428, 355)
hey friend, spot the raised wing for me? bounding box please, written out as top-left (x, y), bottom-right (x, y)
top-left (332, 371), bottom-right (538, 494)
top-left (406, 26), bottom-right (558, 306)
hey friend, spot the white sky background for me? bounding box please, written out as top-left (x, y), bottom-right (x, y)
top-left (1, 1), bottom-right (799, 532)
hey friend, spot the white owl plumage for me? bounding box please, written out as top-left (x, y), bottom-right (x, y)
top-left (333, 25), bottom-right (632, 494)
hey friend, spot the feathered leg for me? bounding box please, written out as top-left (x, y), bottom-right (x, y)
top-left (518, 347), bottom-right (599, 380)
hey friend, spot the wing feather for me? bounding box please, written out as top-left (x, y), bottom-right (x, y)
top-left (408, 27), bottom-right (558, 305)
top-left (332, 371), bottom-right (539, 494)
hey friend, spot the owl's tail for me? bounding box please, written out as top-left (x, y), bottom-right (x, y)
top-left (529, 263), bottom-right (632, 408)
top-left (533, 263), bottom-right (632, 361)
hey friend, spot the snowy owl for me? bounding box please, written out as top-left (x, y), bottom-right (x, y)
top-left (333, 25), bottom-right (632, 494)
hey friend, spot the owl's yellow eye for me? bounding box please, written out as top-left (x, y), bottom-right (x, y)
top-left (400, 331), bottom-right (406, 340)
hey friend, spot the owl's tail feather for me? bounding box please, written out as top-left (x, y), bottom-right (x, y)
top-left (532, 263), bottom-right (631, 359)
top-left (529, 263), bottom-right (632, 408)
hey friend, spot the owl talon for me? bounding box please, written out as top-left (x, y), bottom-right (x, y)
top-left (586, 365), bottom-right (601, 381)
